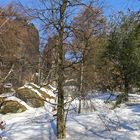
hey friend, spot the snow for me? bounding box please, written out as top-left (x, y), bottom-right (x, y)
top-left (0, 92), bottom-right (15, 98)
top-left (48, 84), bottom-right (56, 91)
top-left (15, 83), bottom-right (57, 113)
top-left (18, 83), bottom-right (56, 98)
top-left (0, 93), bottom-right (140, 140)
top-left (40, 87), bottom-right (56, 98)
top-left (0, 107), bottom-right (57, 140)
top-left (29, 83), bottom-right (41, 89)
top-left (23, 85), bottom-right (42, 97)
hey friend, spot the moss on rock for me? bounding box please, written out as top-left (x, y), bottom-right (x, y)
top-left (0, 97), bottom-right (5, 105)
top-left (0, 100), bottom-right (26, 114)
top-left (16, 88), bottom-right (44, 108)
top-left (27, 84), bottom-right (55, 100)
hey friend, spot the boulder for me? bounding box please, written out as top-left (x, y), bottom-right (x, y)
top-left (16, 87), bottom-right (44, 108)
top-left (0, 97), bottom-right (5, 106)
top-left (28, 83), bottom-right (56, 100)
top-left (0, 100), bottom-right (27, 114)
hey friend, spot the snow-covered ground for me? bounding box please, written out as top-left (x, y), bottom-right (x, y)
top-left (0, 93), bottom-right (140, 140)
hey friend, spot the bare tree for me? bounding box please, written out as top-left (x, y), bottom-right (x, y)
top-left (72, 6), bottom-right (106, 113)
top-left (18, 0), bottom-right (101, 138)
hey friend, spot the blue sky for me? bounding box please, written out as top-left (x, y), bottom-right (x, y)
top-left (1, 0), bottom-right (140, 28)
top-left (1, 0), bottom-right (140, 18)
top-left (1, 0), bottom-right (140, 13)
top-left (1, 0), bottom-right (140, 34)
top-left (104, 0), bottom-right (140, 16)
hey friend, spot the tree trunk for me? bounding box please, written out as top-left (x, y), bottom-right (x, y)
top-left (124, 77), bottom-right (129, 101)
top-left (57, 0), bottom-right (67, 139)
top-left (38, 56), bottom-right (42, 84)
top-left (18, 65), bottom-right (23, 86)
top-left (78, 98), bottom-right (82, 114)
top-left (57, 36), bottom-right (65, 138)
top-left (78, 59), bottom-right (84, 114)
top-left (57, 73), bottom-right (65, 139)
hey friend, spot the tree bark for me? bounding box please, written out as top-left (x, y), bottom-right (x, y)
top-left (38, 56), bottom-right (42, 84)
top-left (57, 0), bottom-right (67, 139)
top-left (57, 38), bottom-right (65, 138)
top-left (124, 76), bottom-right (129, 101)
top-left (78, 60), bottom-right (84, 114)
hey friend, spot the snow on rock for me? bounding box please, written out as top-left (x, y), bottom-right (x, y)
top-left (5, 96), bottom-right (32, 110)
top-left (0, 92), bottom-right (15, 98)
top-left (17, 83), bottom-right (57, 110)
top-left (48, 84), bottom-right (57, 92)
top-left (19, 83), bottom-right (56, 99)
top-left (22, 84), bottom-right (42, 97)
top-left (40, 87), bottom-right (55, 97)
top-left (29, 83), bottom-right (41, 89)
top-left (17, 83), bottom-right (56, 105)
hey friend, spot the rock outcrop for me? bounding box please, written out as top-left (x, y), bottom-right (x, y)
top-left (16, 87), bottom-right (44, 108)
top-left (0, 100), bottom-right (27, 114)
top-left (0, 17), bottom-right (39, 88)
top-left (0, 82), bottom-right (56, 114)
top-left (15, 83), bottom-right (56, 108)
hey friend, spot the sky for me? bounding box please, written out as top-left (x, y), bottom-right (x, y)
top-left (1, 0), bottom-right (140, 19)
top-left (1, 0), bottom-right (140, 32)
top-left (1, 0), bottom-right (140, 13)
top-left (104, 0), bottom-right (140, 16)
top-left (1, 0), bottom-right (140, 36)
